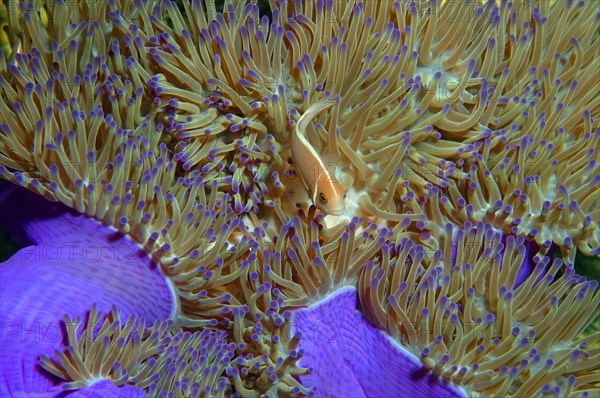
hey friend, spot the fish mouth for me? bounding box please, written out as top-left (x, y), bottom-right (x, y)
top-left (315, 203), bottom-right (345, 216)
top-left (327, 206), bottom-right (345, 216)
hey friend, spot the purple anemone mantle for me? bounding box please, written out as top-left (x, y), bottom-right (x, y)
top-left (0, 180), bottom-right (176, 397)
top-left (293, 287), bottom-right (467, 398)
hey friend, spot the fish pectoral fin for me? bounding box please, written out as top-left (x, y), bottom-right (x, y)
top-left (283, 173), bottom-right (310, 202)
top-left (287, 185), bottom-right (310, 206)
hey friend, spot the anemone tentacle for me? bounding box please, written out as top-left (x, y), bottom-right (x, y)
top-left (0, 0), bottom-right (598, 397)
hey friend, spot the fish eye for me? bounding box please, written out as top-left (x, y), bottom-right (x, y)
top-left (319, 192), bottom-right (328, 204)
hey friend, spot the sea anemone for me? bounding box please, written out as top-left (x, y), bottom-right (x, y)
top-left (0, 179), bottom-right (176, 396)
top-left (39, 304), bottom-right (232, 396)
top-left (0, 0), bottom-right (598, 397)
top-left (359, 223), bottom-right (599, 396)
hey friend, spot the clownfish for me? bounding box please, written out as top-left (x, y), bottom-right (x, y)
top-left (290, 96), bottom-right (345, 216)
